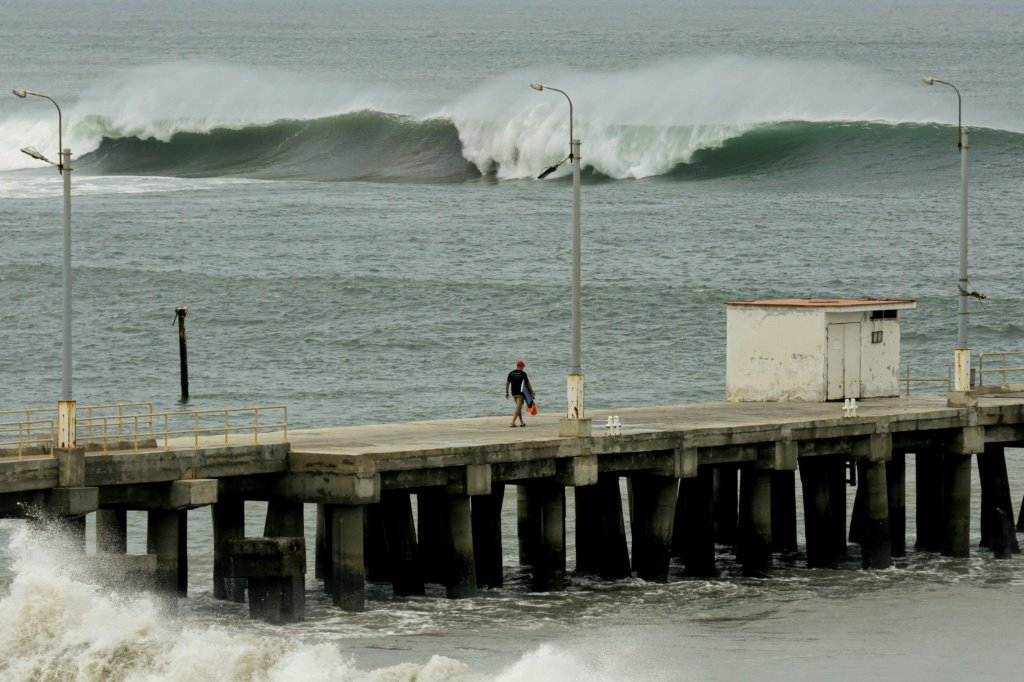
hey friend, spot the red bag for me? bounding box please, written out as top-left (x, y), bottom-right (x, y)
top-left (527, 403), bottom-right (538, 416)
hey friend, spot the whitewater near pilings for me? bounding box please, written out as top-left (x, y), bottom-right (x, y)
top-left (2, 395), bottom-right (1023, 622)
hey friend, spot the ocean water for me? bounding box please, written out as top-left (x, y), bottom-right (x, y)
top-left (2, 0), bottom-right (1024, 679)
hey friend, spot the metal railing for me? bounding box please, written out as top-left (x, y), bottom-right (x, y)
top-left (0, 403), bottom-right (287, 457)
top-left (0, 418), bottom-right (56, 460)
top-left (977, 351), bottom-right (1024, 388)
top-left (901, 364), bottom-right (952, 398)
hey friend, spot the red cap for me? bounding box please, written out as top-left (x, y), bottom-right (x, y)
top-left (516, 360), bottom-right (525, 368)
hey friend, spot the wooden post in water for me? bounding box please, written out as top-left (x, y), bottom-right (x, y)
top-left (174, 307), bottom-right (189, 402)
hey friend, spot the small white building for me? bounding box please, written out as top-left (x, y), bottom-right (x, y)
top-left (726, 298), bottom-right (917, 402)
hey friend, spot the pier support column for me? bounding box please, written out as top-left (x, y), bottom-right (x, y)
top-left (328, 504), bottom-right (365, 611)
top-left (363, 503), bottom-right (390, 584)
top-left (771, 470), bottom-right (798, 553)
top-left (315, 504), bottom-right (330, 591)
top-left (576, 474), bottom-right (631, 579)
top-left (829, 458), bottom-right (849, 557)
top-left (713, 464), bottom-right (739, 546)
top-left (444, 494), bottom-right (478, 598)
top-left (96, 509), bottom-right (127, 554)
top-left (264, 500), bottom-right (304, 536)
top-left (472, 483), bottom-right (505, 589)
top-left (520, 481), bottom-right (566, 591)
top-left (264, 500), bottom-right (304, 606)
top-left (213, 498), bottom-right (247, 602)
top-left (629, 473), bottom-right (678, 583)
top-left (941, 454), bottom-right (972, 558)
top-left (177, 510), bottom-right (189, 596)
top-left (676, 466), bottom-right (716, 577)
top-left (417, 490), bottom-right (447, 585)
top-left (887, 452), bottom-right (906, 558)
top-left (382, 490), bottom-right (425, 596)
top-left (739, 465), bottom-right (772, 577)
top-left (977, 444), bottom-right (1019, 557)
top-left (147, 508), bottom-right (179, 597)
top-left (860, 458), bottom-right (892, 569)
top-left (799, 456), bottom-right (837, 569)
top-left (516, 484), bottom-right (539, 569)
top-left (915, 451), bottom-right (944, 551)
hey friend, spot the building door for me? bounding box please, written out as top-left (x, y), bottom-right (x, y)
top-left (826, 323), bottom-right (862, 400)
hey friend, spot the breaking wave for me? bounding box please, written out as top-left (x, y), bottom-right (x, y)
top-left (2, 57), bottom-right (1022, 182)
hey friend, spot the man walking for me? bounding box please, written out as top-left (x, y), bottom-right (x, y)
top-left (505, 360), bottom-right (536, 427)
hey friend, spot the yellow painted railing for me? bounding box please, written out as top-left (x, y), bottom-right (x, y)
top-left (901, 364), bottom-right (952, 398)
top-left (0, 418), bottom-right (55, 460)
top-left (977, 351), bottom-right (1024, 388)
top-left (0, 403), bottom-right (287, 457)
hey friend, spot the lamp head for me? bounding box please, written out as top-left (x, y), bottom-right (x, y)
top-left (530, 82), bottom-right (544, 91)
top-left (20, 146), bottom-right (47, 161)
top-left (922, 77), bottom-right (935, 85)
top-left (12, 88), bottom-right (28, 98)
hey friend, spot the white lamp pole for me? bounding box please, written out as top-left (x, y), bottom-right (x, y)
top-left (922, 77), bottom-right (976, 393)
top-left (531, 82), bottom-right (588, 434)
top-left (13, 88), bottom-right (76, 447)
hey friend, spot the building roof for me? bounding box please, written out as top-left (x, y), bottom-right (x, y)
top-left (726, 298), bottom-right (916, 309)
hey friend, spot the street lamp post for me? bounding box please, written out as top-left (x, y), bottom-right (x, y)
top-left (922, 77), bottom-right (980, 393)
top-left (13, 88), bottom-right (76, 447)
top-left (531, 82), bottom-right (589, 436)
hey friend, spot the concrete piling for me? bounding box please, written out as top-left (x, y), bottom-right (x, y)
top-left (364, 503), bottom-right (391, 584)
top-left (713, 464), bottom-right (739, 546)
top-left (225, 537), bottom-right (305, 624)
top-left (328, 504), bottom-right (366, 611)
top-left (887, 452), bottom-right (906, 557)
top-left (799, 457), bottom-right (838, 569)
top-left (828, 458), bottom-right (849, 558)
top-left (518, 480), bottom-right (566, 591)
top-left (942, 454), bottom-right (972, 558)
top-left (417, 490), bottom-right (447, 585)
top-left (96, 509), bottom-right (127, 554)
top-left (915, 451), bottom-right (944, 551)
top-left (443, 494), bottom-right (477, 598)
top-left (381, 490), bottom-right (425, 596)
top-left (771, 470), bottom-right (798, 553)
top-left (739, 466), bottom-right (772, 577)
top-left (629, 473), bottom-right (678, 583)
top-left (576, 474), bottom-right (630, 579)
top-left (471, 483), bottom-right (505, 589)
top-left (676, 466), bottom-right (717, 577)
top-left (977, 444), bottom-right (1020, 554)
top-left (213, 498), bottom-right (247, 602)
top-left (860, 460), bottom-right (892, 569)
top-left (147, 508), bottom-right (180, 597)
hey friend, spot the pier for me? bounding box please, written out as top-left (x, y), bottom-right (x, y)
top-left (2, 396), bottom-right (1023, 621)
